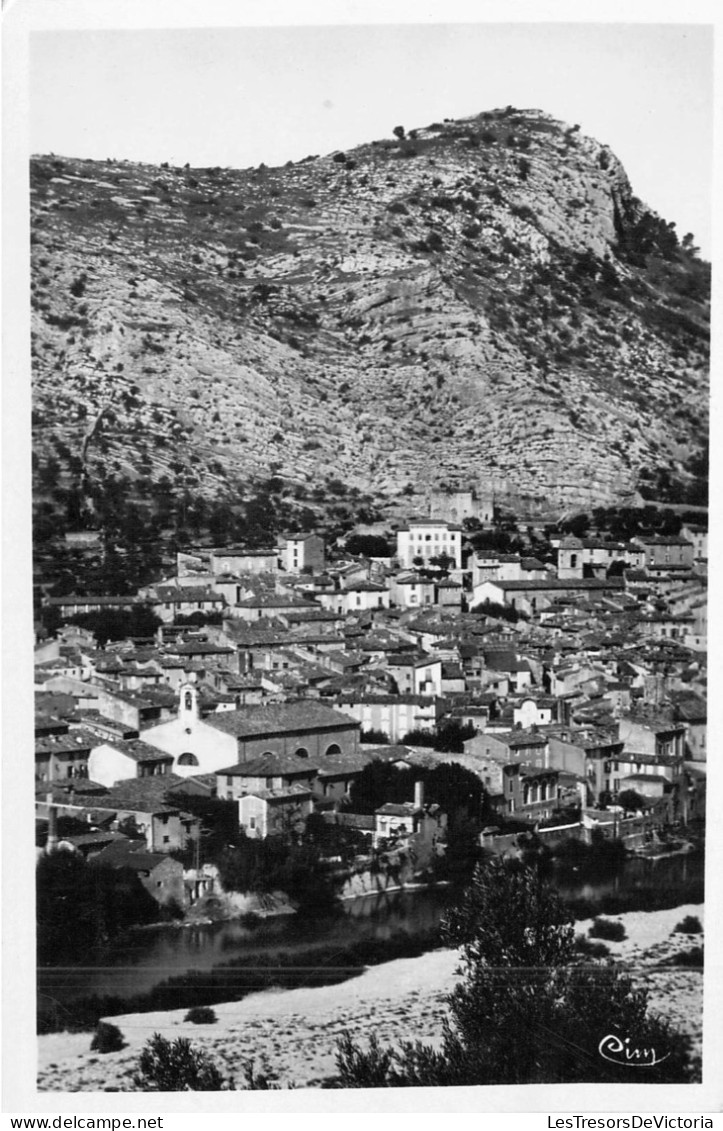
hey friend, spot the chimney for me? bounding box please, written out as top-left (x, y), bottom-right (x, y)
top-left (414, 780), bottom-right (424, 810)
top-left (46, 793), bottom-right (58, 854)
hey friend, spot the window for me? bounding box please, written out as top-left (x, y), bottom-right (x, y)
top-left (325, 743), bottom-right (342, 757)
top-left (265, 777), bottom-right (273, 789)
top-left (178, 752), bottom-right (199, 766)
top-left (249, 816), bottom-right (256, 829)
top-left (163, 835), bottom-right (170, 844)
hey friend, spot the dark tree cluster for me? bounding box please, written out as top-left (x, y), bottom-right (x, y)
top-left (36, 851), bottom-right (163, 964)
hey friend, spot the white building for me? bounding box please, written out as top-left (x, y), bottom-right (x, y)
top-left (280, 534), bottom-right (325, 573)
top-left (396, 521), bottom-right (463, 570)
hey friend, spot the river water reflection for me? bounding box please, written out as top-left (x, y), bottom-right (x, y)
top-left (38, 850), bottom-right (703, 1008)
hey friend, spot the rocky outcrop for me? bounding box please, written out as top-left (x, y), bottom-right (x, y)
top-left (30, 107), bottom-right (709, 520)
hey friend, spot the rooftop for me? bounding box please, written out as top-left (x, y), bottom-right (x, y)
top-left (207, 700), bottom-right (359, 739)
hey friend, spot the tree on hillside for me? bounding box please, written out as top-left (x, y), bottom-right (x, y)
top-left (334, 857), bottom-right (695, 1086)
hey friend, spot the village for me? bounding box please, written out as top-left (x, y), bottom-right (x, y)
top-left (33, 489), bottom-right (708, 921)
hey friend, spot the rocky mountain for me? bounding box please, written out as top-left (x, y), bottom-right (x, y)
top-left (30, 106), bottom-right (709, 536)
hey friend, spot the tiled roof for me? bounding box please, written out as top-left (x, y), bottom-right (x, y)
top-left (207, 700), bottom-right (358, 739)
top-left (375, 802), bottom-right (421, 816)
top-left (155, 586), bottom-right (225, 603)
top-left (100, 773), bottom-right (189, 811)
top-left (99, 738), bottom-right (174, 764)
top-left (242, 784), bottom-right (315, 802)
top-left (218, 752), bottom-right (319, 777)
top-left (486, 579), bottom-right (626, 591)
top-left (35, 727), bottom-right (98, 755)
top-left (45, 595), bottom-right (147, 607)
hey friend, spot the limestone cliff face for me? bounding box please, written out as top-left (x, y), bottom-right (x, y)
top-left (30, 107), bottom-right (709, 520)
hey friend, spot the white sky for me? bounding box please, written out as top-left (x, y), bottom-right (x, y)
top-left (29, 20), bottom-right (713, 256)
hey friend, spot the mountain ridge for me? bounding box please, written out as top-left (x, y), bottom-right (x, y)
top-left (30, 105), bottom-right (709, 541)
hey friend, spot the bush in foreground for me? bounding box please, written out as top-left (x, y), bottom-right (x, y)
top-left (134, 1034), bottom-right (228, 1091)
top-left (133, 1033), bottom-right (278, 1091)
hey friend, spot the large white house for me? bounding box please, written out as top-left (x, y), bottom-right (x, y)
top-left (396, 520), bottom-right (463, 570)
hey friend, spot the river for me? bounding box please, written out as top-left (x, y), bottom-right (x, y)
top-left (38, 849), bottom-right (703, 1010)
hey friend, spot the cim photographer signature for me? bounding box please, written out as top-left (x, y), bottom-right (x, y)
top-left (598, 1034), bottom-right (670, 1067)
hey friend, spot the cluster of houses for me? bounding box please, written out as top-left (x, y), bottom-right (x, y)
top-left (35, 512), bottom-right (707, 909)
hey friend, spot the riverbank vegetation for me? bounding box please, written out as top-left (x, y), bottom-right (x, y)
top-left (37, 925), bottom-right (444, 1035)
top-left (332, 857), bottom-right (697, 1086)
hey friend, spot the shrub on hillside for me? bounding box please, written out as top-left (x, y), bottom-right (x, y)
top-left (673, 915), bottom-right (702, 935)
top-left (90, 1022), bottom-right (125, 1054)
top-left (574, 935), bottom-right (610, 959)
top-left (184, 1006), bottom-right (217, 1025)
top-left (665, 947), bottom-right (703, 968)
top-left (589, 917), bottom-right (626, 942)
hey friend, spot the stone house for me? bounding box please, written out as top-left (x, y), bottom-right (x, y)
top-left (464, 728), bottom-right (550, 771)
top-left (670, 691), bottom-right (707, 762)
top-left (389, 573), bottom-right (436, 609)
top-left (501, 763), bottom-right (560, 820)
top-left (334, 693), bottom-right (442, 743)
top-left (238, 785), bottom-right (315, 838)
top-left (617, 714), bottom-right (686, 761)
top-left (280, 533), bottom-right (326, 574)
top-left (373, 784), bottom-right (447, 858)
top-left (92, 842), bottom-right (187, 908)
top-left (385, 655), bottom-right (443, 697)
top-left (472, 578), bottom-right (626, 617)
top-left (210, 547), bottom-right (279, 575)
top-left (88, 738), bottom-right (174, 788)
top-left (340, 582), bottom-right (391, 614)
top-left (153, 586), bottom-right (228, 624)
top-left (547, 726), bottom-right (625, 803)
top-left (217, 752), bottom-right (319, 802)
top-left (100, 776), bottom-right (202, 853)
top-left (632, 536), bottom-right (695, 573)
top-left (35, 726), bottom-right (96, 783)
top-left (230, 594), bottom-right (321, 622)
top-left (446, 749), bottom-right (506, 797)
top-left (435, 579), bottom-right (463, 608)
top-left (680, 524), bottom-right (708, 563)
